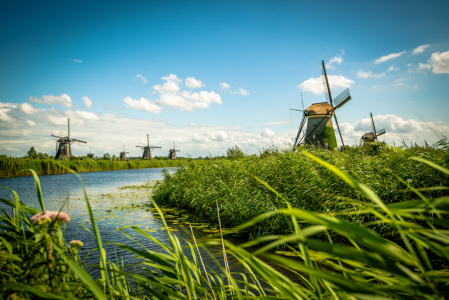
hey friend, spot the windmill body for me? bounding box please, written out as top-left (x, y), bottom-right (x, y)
top-left (51, 118), bottom-right (87, 159)
top-left (136, 134), bottom-right (161, 160)
top-left (303, 102), bottom-right (336, 148)
top-left (361, 113), bottom-right (386, 145)
top-left (292, 61), bottom-right (352, 150)
top-left (168, 141), bottom-right (180, 160)
top-left (119, 145), bottom-right (129, 159)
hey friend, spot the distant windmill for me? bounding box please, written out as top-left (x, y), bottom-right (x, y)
top-left (361, 113), bottom-right (386, 145)
top-left (168, 141), bottom-right (180, 160)
top-left (292, 60), bottom-right (353, 150)
top-left (136, 134), bottom-right (161, 159)
top-left (119, 144), bottom-right (129, 159)
top-left (51, 118), bottom-right (87, 159)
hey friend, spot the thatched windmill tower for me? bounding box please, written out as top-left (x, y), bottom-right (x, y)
top-left (51, 118), bottom-right (87, 159)
top-left (119, 145), bottom-right (129, 159)
top-left (136, 134), bottom-right (161, 159)
top-left (361, 113), bottom-right (386, 145)
top-left (292, 60), bottom-right (353, 150)
top-left (168, 141), bottom-right (180, 160)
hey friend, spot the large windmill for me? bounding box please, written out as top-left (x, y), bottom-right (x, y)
top-left (119, 145), bottom-right (129, 159)
top-left (136, 134), bottom-right (161, 159)
top-left (361, 113), bottom-right (386, 145)
top-left (292, 60), bottom-right (353, 150)
top-left (51, 118), bottom-right (87, 159)
top-left (168, 141), bottom-right (180, 160)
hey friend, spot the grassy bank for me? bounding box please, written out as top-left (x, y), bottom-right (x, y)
top-left (152, 145), bottom-right (449, 240)
top-left (1, 151), bottom-right (448, 299)
top-left (0, 156), bottom-right (187, 177)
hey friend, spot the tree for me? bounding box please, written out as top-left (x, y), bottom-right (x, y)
top-left (226, 145), bottom-right (245, 159)
top-left (27, 147), bottom-right (38, 159)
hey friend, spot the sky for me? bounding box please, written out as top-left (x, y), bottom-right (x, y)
top-left (1, 0), bottom-right (449, 158)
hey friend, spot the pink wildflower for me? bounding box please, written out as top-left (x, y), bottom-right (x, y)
top-left (31, 211), bottom-right (70, 224)
top-left (70, 240), bottom-right (83, 248)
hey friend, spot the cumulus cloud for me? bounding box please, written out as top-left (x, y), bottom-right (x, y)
top-left (137, 74), bottom-right (148, 84)
top-left (374, 51), bottom-right (406, 63)
top-left (0, 108), bottom-right (14, 122)
top-left (29, 94), bottom-right (73, 108)
top-left (185, 77), bottom-right (205, 89)
top-left (220, 82), bottom-right (230, 89)
top-left (417, 63), bottom-right (431, 71)
top-left (47, 115), bottom-right (69, 125)
top-left (153, 74), bottom-right (182, 94)
top-left (82, 96), bottom-right (93, 108)
top-left (19, 103), bottom-right (40, 114)
top-left (298, 75), bottom-right (354, 95)
top-left (260, 128), bottom-right (276, 138)
top-left (123, 97), bottom-right (163, 114)
top-left (189, 122), bottom-right (198, 126)
top-left (387, 65), bottom-right (399, 72)
top-left (413, 44), bottom-right (430, 55)
top-left (428, 50), bottom-right (449, 74)
top-left (327, 50), bottom-right (344, 69)
top-left (238, 88), bottom-right (250, 96)
top-left (356, 69), bottom-right (386, 79)
top-left (26, 120), bottom-right (36, 127)
top-left (65, 110), bottom-right (100, 120)
top-left (73, 59), bottom-right (82, 63)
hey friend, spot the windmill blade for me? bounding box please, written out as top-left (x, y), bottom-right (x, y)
top-left (376, 128), bottom-right (386, 136)
top-left (147, 134), bottom-right (150, 147)
top-left (293, 114), bottom-right (307, 149)
top-left (176, 150), bottom-right (181, 152)
top-left (71, 139), bottom-right (87, 143)
top-left (321, 60), bottom-right (333, 105)
top-left (51, 134), bottom-right (64, 139)
top-left (301, 92), bottom-right (304, 111)
top-left (333, 89), bottom-right (352, 110)
top-left (290, 109), bottom-right (303, 111)
top-left (68, 118), bottom-right (70, 139)
top-left (136, 146), bottom-right (146, 148)
top-left (150, 146), bottom-right (162, 149)
top-left (370, 112), bottom-right (377, 135)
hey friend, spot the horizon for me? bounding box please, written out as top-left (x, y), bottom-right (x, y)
top-left (1, 0), bottom-right (448, 158)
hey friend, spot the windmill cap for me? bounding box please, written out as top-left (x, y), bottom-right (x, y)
top-left (361, 132), bottom-right (377, 139)
top-left (305, 102), bottom-right (334, 116)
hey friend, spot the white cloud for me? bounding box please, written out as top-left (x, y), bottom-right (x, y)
top-left (412, 44), bottom-right (430, 55)
top-left (82, 96), bottom-right (93, 108)
top-left (417, 63), bottom-right (431, 70)
top-left (137, 74), bottom-right (148, 84)
top-left (65, 110), bottom-right (100, 120)
top-left (29, 94), bottom-right (73, 108)
top-left (238, 88), bottom-right (250, 96)
top-left (370, 85), bottom-right (380, 89)
top-left (413, 86), bottom-right (418, 89)
top-left (298, 75), bottom-right (354, 95)
top-left (73, 59), bottom-right (82, 63)
top-left (374, 51), bottom-right (406, 63)
top-left (189, 122), bottom-right (198, 126)
top-left (428, 50), bottom-right (449, 74)
top-left (264, 121), bottom-right (289, 125)
top-left (123, 97), bottom-right (163, 114)
top-left (153, 74), bottom-right (182, 94)
top-left (185, 77), bottom-right (205, 89)
top-left (260, 128), bottom-right (276, 138)
top-left (26, 120), bottom-right (36, 127)
top-left (327, 50), bottom-right (344, 69)
top-left (356, 69), bottom-right (386, 79)
top-left (220, 82), bottom-right (230, 89)
top-left (0, 108), bottom-right (14, 122)
top-left (48, 115), bottom-right (69, 125)
top-left (19, 103), bottom-right (40, 114)
top-left (387, 65), bottom-right (399, 72)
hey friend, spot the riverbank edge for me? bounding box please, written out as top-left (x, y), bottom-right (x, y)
top-left (0, 159), bottom-right (187, 178)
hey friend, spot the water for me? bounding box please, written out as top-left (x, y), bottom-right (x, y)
top-left (0, 168), bottom-right (296, 289)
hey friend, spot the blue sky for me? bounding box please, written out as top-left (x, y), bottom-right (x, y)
top-left (1, 0), bottom-right (448, 157)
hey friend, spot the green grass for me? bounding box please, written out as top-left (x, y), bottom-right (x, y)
top-left (152, 145), bottom-right (449, 240)
top-left (0, 156), bottom-right (187, 177)
top-left (1, 145), bottom-right (449, 299)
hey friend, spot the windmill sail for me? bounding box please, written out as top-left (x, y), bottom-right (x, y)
top-left (333, 89), bottom-right (352, 110)
top-left (376, 128), bottom-right (386, 136)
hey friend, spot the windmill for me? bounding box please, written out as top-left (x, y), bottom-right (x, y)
top-left (168, 141), bottom-right (180, 160)
top-left (119, 144), bottom-right (129, 159)
top-left (136, 134), bottom-right (161, 159)
top-left (292, 60), bottom-right (353, 150)
top-left (51, 118), bottom-right (87, 159)
top-left (361, 113), bottom-right (386, 145)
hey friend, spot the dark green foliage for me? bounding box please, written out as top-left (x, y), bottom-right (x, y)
top-left (226, 145), bottom-right (245, 159)
top-left (320, 125), bottom-right (337, 149)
